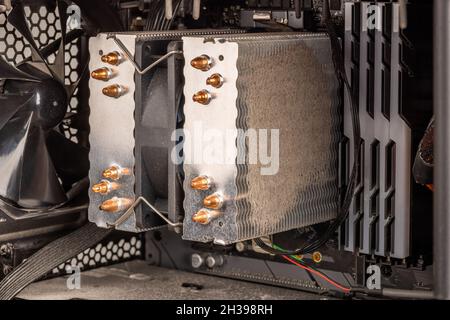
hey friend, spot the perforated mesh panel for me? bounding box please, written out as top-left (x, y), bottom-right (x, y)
top-left (50, 236), bottom-right (143, 275)
top-left (0, 4), bottom-right (81, 142)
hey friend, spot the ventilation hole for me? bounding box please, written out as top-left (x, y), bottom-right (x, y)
top-left (354, 213), bottom-right (363, 249)
top-left (385, 219), bottom-right (393, 254)
top-left (389, 219), bottom-right (395, 255)
top-left (351, 65), bottom-right (360, 99)
top-left (370, 140), bottom-right (380, 190)
top-left (381, 68), bottom-right (391, 120)
top-left (382, 4), bottom-right (392, 40)
top-left (382, 41), bottom-right (391, 66)
top-left (370, 217), bottom-right (379, 252)
top-left (366, 68), bottom-right (374, 118)
top-left (385, 191), bottom-right (395, 219)
top-left (370, 190), bottom-right (379, 217)
top-left (343, 215), bottom-right (349, 247)
top-left (357, 140), bottom-right (365, 185)
top-left (339, 137), bottom-right (349, 188)
top-left (354, 187), bottom-right (364, 215)
top-left (351, 3), bottom-right (361, 38)
top-left (351, 41), bottom-right (358, 65)
top-left (385, 141), bottom-right (396, 191)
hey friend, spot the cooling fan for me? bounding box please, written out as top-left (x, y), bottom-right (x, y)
top-left (0, 0), bottom-right (88, 209)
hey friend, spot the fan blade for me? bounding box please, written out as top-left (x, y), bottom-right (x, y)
top-left (0, 55), bottom-right (39, 81)
top-left (7, 2), bottom-right (53, 77)
top-left (15, 28), bottom-right (85, 81)
top-left (58, 1), bottom-right (68, 50)
top-left (51, 0), bottom-right (69, 82)
top-left (0, 111), bottom-right (67, 208)
top-left (43, 29), bottom-right (84, 59)
top-left (22, 127), bottom-right (68, 207)
top-left (0, 112), bottom-right (33, 205)
top-left (15, 61), bottom-right (52, 80)
top-left (0, 116), bottom-right (68, 208)
top-left (0, 94), bottom-right (33, 131)
top-left (17, 29), bottom-right (84, 67)
top-left (47, 130), bottom-right (89, 187)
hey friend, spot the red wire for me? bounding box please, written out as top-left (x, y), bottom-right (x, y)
top-left (282, 255), bottom-right (351, 293)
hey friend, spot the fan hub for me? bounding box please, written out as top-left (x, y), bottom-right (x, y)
top-left (31, 79), bottom-right (68, 129)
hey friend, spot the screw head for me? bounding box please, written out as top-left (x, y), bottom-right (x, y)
top-left (191, 253), bottom-right (204, 269)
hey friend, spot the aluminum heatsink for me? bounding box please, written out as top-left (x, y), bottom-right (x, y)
top-left (182, 33), bottom-right (341, 244)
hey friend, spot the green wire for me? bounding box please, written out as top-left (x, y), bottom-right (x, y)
top-left (272, 243), bottom-right (303, 261)
top-left (273, 243), bottom-right (352, 293)
top-left (272, 243), bottom-right (321, 272)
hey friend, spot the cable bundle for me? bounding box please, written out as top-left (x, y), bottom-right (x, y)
top-left (145, 0), bottom-right (182, 31)
top-left (0, 223), bottom-right (112, 300)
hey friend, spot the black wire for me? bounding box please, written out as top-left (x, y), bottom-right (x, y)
top-left (144, 0), bottom-right (181, 31)
top-left (255, 0), bottom-right (361, 256)
top-left (145, 0), bottom-right (161, 31)
top-left (153, 0), bottom-right (165, 30)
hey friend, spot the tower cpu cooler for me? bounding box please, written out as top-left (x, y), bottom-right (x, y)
top-left (182, 33), bottom-right (341, 244)
top-left (87, 31), bottom-right (341, 244)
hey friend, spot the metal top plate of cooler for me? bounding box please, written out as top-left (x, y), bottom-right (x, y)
top-left (88, 33), bottom-right (138, 232)
top-left (182, 37), bottom-right (240, 244)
